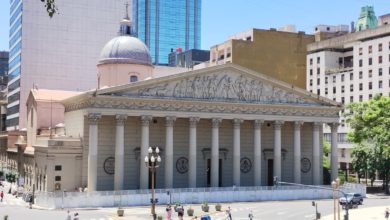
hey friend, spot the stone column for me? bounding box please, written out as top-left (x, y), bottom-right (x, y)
top-left (211, 118), bottom-right (222, 187)
top-left (313, 122), bottom-right (322, 185)
top-left (114, 114), bottom-right (127, 191)
top-left (273, 121), bottom-right (284, 181)
top-left (294, 121), bottom-right (303, 184)
top-left (253, 120), bottom-right (263, 186)
top-left (188, 117), bottom-right (199, 188)
top-left (329, 123), bottom-right (339, 182)
top-left (233, 119), bottom-right (243, 186)
top-left (87, 113), bottom-right (101, 192)
top-left (165, 116), bottom-right (176, 189)
top-left (140, 115), bottom-right (152, 189)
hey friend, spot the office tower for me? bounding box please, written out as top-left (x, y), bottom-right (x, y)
top-left (7, 0), bottom-right (127, 130)
top-left (307, 11), bottom-right (390, 171)
top-left (132, 0), bottom-right (201, 65)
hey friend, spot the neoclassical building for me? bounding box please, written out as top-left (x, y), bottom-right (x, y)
top-left (20, 15), bottom-right (342, 192)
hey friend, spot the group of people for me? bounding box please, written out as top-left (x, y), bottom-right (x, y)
top-left (165, 204), bottom-right (185, 220)
top-left (66, 210), bottom-right (79, 220)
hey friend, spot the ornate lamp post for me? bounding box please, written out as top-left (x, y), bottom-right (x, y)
top-left (144, 146), bottom-right (161, 220)
top-left (331, 180), bottom-right (337, 220)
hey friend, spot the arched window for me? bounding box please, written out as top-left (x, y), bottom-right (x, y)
top-left (130, 75), bottom-right (138, 82)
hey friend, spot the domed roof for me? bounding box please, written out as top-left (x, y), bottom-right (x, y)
top-left (99, 36), bottom-right (152, 66)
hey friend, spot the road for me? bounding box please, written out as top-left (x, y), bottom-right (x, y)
top-left (0, 188), bottom-right (388, 220)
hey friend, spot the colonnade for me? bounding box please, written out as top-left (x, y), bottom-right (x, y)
top-left (87, 114), bottom-right (338, 191)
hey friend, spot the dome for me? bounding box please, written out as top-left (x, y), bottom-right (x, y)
top-left (99, 36), bottom-right (152, 66)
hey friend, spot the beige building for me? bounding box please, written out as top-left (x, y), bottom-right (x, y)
top-left (9, 17), bottom-right (341, 193)
top-left (208, 28), bottom-right (315, 89)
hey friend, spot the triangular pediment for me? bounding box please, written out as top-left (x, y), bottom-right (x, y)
top-left (96, 64), bottom-right (339, 107)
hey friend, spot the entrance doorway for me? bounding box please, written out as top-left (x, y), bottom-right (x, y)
top-left (207, 159), bottom-right (222, 187)
top-left (267, 159), bottom-right (274, 186)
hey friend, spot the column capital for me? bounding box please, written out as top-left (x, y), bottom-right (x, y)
top-left (254, 119), bottom-right (264, 129)
top-left (165, 116), bottom-right (176, 127)
top-left (313, 122), bottom-right (322, 130)
top-left (88, 113), bottom-right (101, 125)
top-left (294, 121), bottom-right (304, 130)
top-left (233, 118), bottom-right (243, 128)
top-left (141, 115), bottom-right (153, 126)
top-left (273, 120), bottom-right (284, 129)
top-left (189, 117), bottom-right (200, 127)
top-left (115, 114), bottom-right (127, 126)
top-left (328, 122), bottom-right (339, 132)
top-left (211, 118), bottom-right (222, 128)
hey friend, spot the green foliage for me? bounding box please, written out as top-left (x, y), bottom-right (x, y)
top-left (5, 173), bottom-right (16, 183)
top-left (40, 0), bottom-right (57, 17)
top-left (323, 139), bottom-right (331, 169)
top-left (345, 95), bottom-right (390, 193)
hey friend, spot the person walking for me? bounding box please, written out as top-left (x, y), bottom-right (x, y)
top-left (248, 210), bottom-right (253, 220)
top-left (166, 204), bottom-right (172, 220)
top-left (66, 210), bottom-right (72, 220)
top-left (385, 207), bottom-right (389, 220)
top-left (28, 195), bottom-right (33, 209)
top-left (228, 206), bottom-right (232, 220)
top-left (0, 191), bottom-right (4, 202)
top-left (73, 213), bottom-right (79, 220)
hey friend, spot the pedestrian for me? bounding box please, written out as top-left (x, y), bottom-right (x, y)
top-left (177, 205), bottom-right (184, 220)
top-left (248, 210), bottom-right (253, 220)
top-left (73, 212), bottom-right (79, 220)
top-left (385, 207), bottom-right (389, 220)
top-left (166, 204), bottom-right (172, 220)
top-left (0, 191), bottom-right (4, 202)
top-left (66, 210), bottom-right (71, 220)
top-left (228, 206), bottom-right (232, 220)
top-left (29, 195), bottom-right (33, 209)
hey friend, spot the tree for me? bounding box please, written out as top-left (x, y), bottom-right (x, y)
top-left (323, 139), bottom-right (331, 184)
top-left (345, 95), bottom-right (390, 194)
top-left (40, 0), bottom-right (57, 17)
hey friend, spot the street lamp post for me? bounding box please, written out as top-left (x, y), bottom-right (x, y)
top-left (332, 181), bottom-right (337, 220)
top-left (144, 146), bottom-right (161, 220)
top-left (336, 178), bottom-right (341, 220)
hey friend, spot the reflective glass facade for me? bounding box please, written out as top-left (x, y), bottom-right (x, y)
top-left (133, 0), bottom-right (201, 65)
top-left (7, 0), bottom-right (23, 128)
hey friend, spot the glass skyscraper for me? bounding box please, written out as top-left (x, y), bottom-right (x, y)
top-left (133, 0), bottom-right (201, 65)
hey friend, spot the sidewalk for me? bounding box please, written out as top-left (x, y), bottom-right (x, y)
top-left (322, 205), bottom-right (390, 220)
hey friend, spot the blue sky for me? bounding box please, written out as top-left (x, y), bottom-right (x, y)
top-left (1, 1), bottom-right (390, 51)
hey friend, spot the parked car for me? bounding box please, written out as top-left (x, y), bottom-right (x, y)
top-left (339, 193), bottom-right (363, 205)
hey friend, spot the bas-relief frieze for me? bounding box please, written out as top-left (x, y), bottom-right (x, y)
top-left (70, 99), bottom-right (338, 118)
top-left (112, 71), bottom-right (319, 106)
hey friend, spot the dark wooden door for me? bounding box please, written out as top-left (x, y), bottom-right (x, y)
top-left (207, 159), bottom-right (223, 187)
top-left (267, 159), bottom-right (274, 186)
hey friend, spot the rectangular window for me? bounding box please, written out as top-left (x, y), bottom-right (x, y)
top-left (359, 59), bottom-right (363, 67)
top-left (369, 57), bottom-right (372, 65)
top-left (317, 89), bottom-right (320, 95)
top-left (317, 57), bottom-right (320, 64)
top-left (317, 68), bottom-right (320, 75)
top-left (350, 84), bottom-right (354, 92)
top-left (310, 79), bottom-right (313, 86)
top-left (379, 68), bottom-right (383, 76)
top-left (325, 88), bottom-right (328, 95)
top-left (369, 70), bottom-right (372, 78)
top-left (333, 86), bottom-right (336, 94)
top-left (369, 94), bottom-right (373, 99)
top-left (341, 74), bottom-right (344, 82)
top-left (55, 176), bottom-right (61, 181)
top-left (55, 165), bottom-right (62, 171)
top-left (325, 77), bottom-right (328, 84)
top-left (379, 43), bottom-right (382, 52)
top-left (317, 78), bottom-right (320, 85)
top-left (359, 83), bottom-right (363, 91)
top-left (350, 96), bottom-right (354, 102)
top-left (359, 47), bottom-right (363, 55)
top-left (310, 58), bottom-right (313, 65)
top-left (368, 45), bottom-right (372, 53)
top-left (333, 76), bottom-right (336, 83)
top-left (341, 97), bottom-right (345, 104)
top-left (359, 95), bottom-right (363, 101)
top-left (310, 69), bottom-right (313, 76)
top-left (379, 80), bottom-right (383, 88)
top-left (379, 56), bottom-right (382, 64)
top-left (341, 85), bottom-right (345, 93)
top-left (359, 71), bottom-right (363, 79)
top-left (350, 73), bottom-right (353, 80)
top-left (369, 82), bottom-right (372, 90)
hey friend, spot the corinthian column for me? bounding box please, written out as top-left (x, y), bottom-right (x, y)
top-left (233, 119), bottom-right (243, 186)
top-left (211, 118), bottom-right (222, 187)
top-left (313, 122), bottom-right (322, 185)
top-left (274, 121), bottom-right (284, 182)
top-left (88, 113), bottom-right (101, 192)
top-left (140, 115), bottom-right (152, 189)
top-left (188, 117), bottom-right (199, 188)
top-left (114, 114), bottom-right (127, 191)
top-left (165, 116), bottom-right (176, 189)
top-left (329, 123), bottom-right (339, 181)
top-left (294, 121), bottom-right (303, 184)
top-left (253, 120), bottom-right (263, 186)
